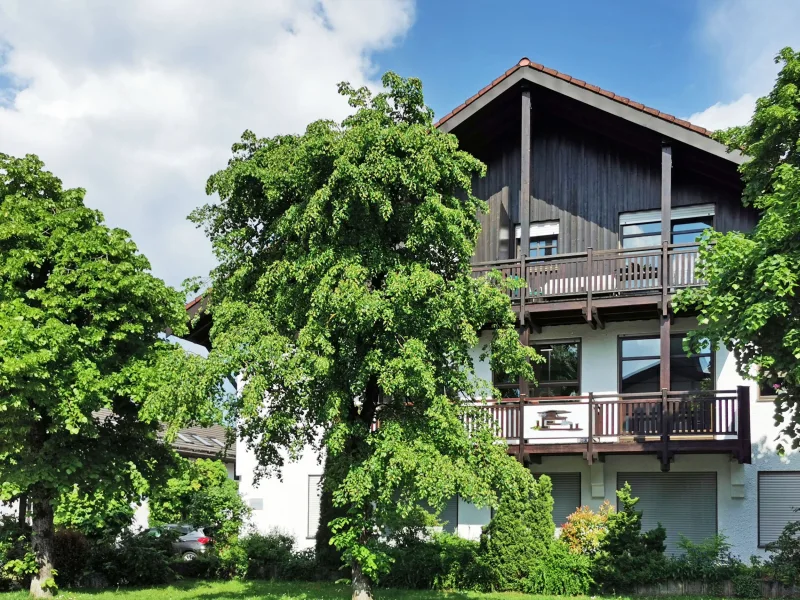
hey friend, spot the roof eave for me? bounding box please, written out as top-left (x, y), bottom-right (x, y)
top-left (437, 65), bottom-right (745, 166)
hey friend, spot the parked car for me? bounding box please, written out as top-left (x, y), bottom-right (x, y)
top-left (145, 524), bottom-right (213, 561)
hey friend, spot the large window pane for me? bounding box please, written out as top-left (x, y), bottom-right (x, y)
top-left (532, 342), bottom-right (580, 398)
top-left (622, 337), bottom-right (660, 358)
top-left (621, 358), bottom-right (661, 393)
top-left (622, 235), bottom-right (661, 249)
top-left (672, 220), bottom-right (712, 232)
top-left (623, 222), bottom-right (661, 236)
top-left (670, 336), bottom-right (713, 392)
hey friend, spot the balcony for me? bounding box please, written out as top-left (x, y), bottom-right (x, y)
top-left (471, 388), bottom-right (751, 470)
top-left (471, 242), bottom-right (704, 325)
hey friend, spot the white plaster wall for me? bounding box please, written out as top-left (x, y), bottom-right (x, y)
top-left (236, 436), bottom-right (323, 550)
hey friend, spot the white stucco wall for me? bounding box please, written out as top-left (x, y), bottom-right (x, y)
top-left (234, 317), bottom-right (798, 558)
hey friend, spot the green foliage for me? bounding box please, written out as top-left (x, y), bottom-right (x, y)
top-left (521, 540), bottom-right (592, 596)
top-left (86, 531), bottom-right (174, 587)
top-left (668, 534), bottom-right (744, 583)
top-left (0, 517), bottom-right (36, 590)
top-left (0, 152), bottom-right (204, 595)
top-left (765, 513), bottom-right (800, 585)
top-left (239, 531), bottom-right (294, 579)
top-left (189, 70), bottom-right (538, 595)
top-left (52, 530), bottom-right (90, 588)
top-left (676, 47), bottom-right (800, 446)
top-left (560, 501), bottom-right (612, 557)
top-left (592, 483), bottom-right (667, 592)
top-left (473, 474), bottom-right (591, 594)
top-left (378, 532), bottom-right (479, 591)
top-left (149, 458), bottom-right (250, 541)
top-left (54, 488), bottom-right (135, 540)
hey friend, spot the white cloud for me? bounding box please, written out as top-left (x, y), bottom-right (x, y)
top-left (687, 93), bottom-right (757, 132)
top-left (687, 0), bottom-right (800, 130)
top-left (0, 0), bottom-right (415, 288)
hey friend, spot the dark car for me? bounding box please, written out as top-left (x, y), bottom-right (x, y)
top-left (146, 524), bottom-right (213, 561)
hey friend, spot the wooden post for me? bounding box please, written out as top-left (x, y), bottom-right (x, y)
top-left (520, 83), bottom-right (532, 259)
top-left (519, 253), bottom-right (527, 326)
top-left (586, 392), bottom-right (595, 465)
top-left (586, 246), bottom-right (594, 327)
top-left (660, 144), bottom-right (672, 392)
top-left (518, 393), bottom-right (525, 463)
top-left (737, 386), bottom-right (752, 464)
top-left (661, 144), bottom-right (672, 244)
top-left (660, 387), bottom-right (670, 471)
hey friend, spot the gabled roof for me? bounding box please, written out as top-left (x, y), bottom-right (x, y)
top-left (435, 58), bottom-right (742, 164)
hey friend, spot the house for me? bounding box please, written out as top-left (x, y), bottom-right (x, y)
top-left (0, 412), bottom-right (236, 528)
top-left (184, 58), bottom-right (798, 557)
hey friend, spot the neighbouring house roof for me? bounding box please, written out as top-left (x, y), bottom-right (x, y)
top-left (94, 408), bottom-right (235, 463)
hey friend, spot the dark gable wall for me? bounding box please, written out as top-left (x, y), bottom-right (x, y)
top-left (469, 109), bottom-right (756, 263)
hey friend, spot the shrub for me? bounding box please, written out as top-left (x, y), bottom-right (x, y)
top-left (281, 548), bottom-right (319, 581)
top-left (0, 517), bottom-right (36, 590)
top-left (379, 532), bottom-right (479, 591)
top-left (475, 473), bottom-right (555, 591)
top-left (53, 529), bottom-right (91, 587)
top-left (239, 530), bottom-right (294, 579)
top-left (668, 534), bottom-right (744, 583)
top-left (765, 514), bottom-right (800, 585)
top-left (522, 539), bottom-right (593, 596)
top-left (216, 541), bottom-right (248, 580)
top-left (560, 501), bottom-right (611, 557)
top-left (87, 530), bottom-right (173, 587)
top-left (591, 482), bottom-right (668, 592)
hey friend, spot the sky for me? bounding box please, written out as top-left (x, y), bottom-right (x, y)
top-left (0, 0), bottom-right (798, 292)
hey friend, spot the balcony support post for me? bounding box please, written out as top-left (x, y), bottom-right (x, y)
top-left (585, 392), bottom-right (595, 465)
top-left (659, 388), bottom-right (671, 471)
top-left (737, 386), bottom-right (752, 464)
top-left (520, 83), bottom-right (531, 260)
top-left (661, 143), bottom-right (672, 245)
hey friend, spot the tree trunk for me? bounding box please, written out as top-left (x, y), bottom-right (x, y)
top-left (29, 497), bottom-right (55, 599)
top-left (17, 493), bottom-right (27, 527)
top-left (351, 559), bottom-right (373, 600)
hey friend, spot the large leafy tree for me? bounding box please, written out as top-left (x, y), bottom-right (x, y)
top-left (191, 73), bottom-right (536, 599)
top-left (0, 154), bottom-right (190, 597)
top-left (677, 48), bottom-right (800, 446)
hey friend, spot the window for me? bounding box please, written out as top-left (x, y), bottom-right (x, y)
top-left (757, 372), bottom-right (785, 402)
top-left (619, 335), bottom-right (713, 393)
top-left (493, 370), bottom-right (520, 399)
top-left (307, 475), bottom-right (322, 539)
top-left (531, 341), bottom-right (580, 398)
top-left (619, 205), bottom-right (715, 249)
top-left (759, 472), bottom-right (800, 547)
top-left (620, 472), bottom-right (717, 555)
top-left (535, 473), bottom-right (581, 527)
top-left (513, 221), bottom-right (559, 258)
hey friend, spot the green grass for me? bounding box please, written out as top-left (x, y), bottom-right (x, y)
top-left (0, 580), bottom-right (725, 600)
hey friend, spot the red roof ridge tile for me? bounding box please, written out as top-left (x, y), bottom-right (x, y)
top-left (434, 58), bottom-right (712, 138)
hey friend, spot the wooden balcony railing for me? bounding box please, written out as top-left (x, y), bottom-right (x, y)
top-left (471, 241), bottom-right (704, 306)
top-left (470, 387), bottom-right (751, 467)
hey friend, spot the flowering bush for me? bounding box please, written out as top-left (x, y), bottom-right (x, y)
top-left (560, 501), bottom-right (612, 557)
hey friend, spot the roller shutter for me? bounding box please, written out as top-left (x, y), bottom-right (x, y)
top-left (440, 496), bottom-right (459, 534)
top-left (617, 472), bottom-right (716, 555)
top-left (307, 475), bottom-right (322, 539)
top-left (759, 472), bottom-right (800, 547)
top-left (539, 473), bottom-right (581, 527)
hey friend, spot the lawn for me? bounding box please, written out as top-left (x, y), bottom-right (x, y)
top-left (0, 580), bottom-right (723, 600)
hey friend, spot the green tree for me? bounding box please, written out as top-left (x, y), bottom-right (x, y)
top-left (190, 73), bottom-right (537, 600)
top-left (149, 458), bottom-right (249, 541)
top-left (0, 154), bottom-right (191, 597)
top-left (676, 48), bottom-right (800, 446)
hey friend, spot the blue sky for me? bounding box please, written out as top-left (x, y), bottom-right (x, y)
top-left (0, 0), bottom-right (797, 289)
top-left (377, 0), bottom-right (722, 121)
